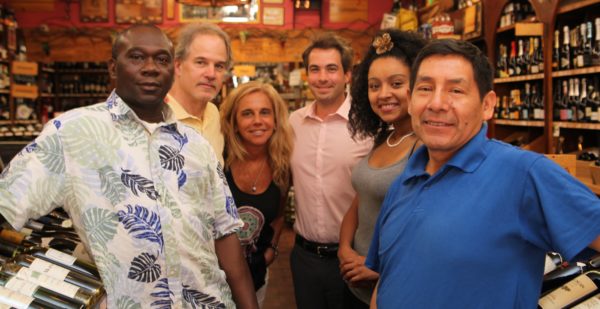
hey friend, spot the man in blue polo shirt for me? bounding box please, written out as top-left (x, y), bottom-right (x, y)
top-left (366, 39), bottom-right (600, 308)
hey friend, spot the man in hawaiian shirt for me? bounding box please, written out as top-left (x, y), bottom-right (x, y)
top-left (0, 24), bottom-right (258, 308)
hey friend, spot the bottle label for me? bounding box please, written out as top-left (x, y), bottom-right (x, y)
top-left (538, 274), bottom-right (597, 309)
top-left (572, 293), bottom-right (600, 308)
top-left (586, 107), bottom-right (593, 117)
top-left (16, 267), bottom-right (79, 299)
top-left (45, 248), bottom-right (77, 266)
top-left (29, 258), bottom-right (70, 281)
top-left (0, 286), bottom-right (34, 308)
top-left (5, 277), bottom-right (38, 297)
top-left (19, 228), bottom-right (32, 236)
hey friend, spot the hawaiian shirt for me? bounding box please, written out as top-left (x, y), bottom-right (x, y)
top-left (0, 91), bottom-right (243, 308)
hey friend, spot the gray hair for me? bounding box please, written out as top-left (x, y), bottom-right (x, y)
top-left (175, 23), bottom-right (233, 69)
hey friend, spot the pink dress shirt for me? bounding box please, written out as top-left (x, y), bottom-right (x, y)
top-left (289, 95), bottom-right (373, 243)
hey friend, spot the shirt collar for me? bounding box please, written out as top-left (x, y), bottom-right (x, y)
top-left (107, 90), bottom-right (177, 126)
top-left (304, 93), bottom-right (351, 120)
top-left (165, 93), bottom-right (202, 122)
top-left (403, 123), bottom-right (489, 182)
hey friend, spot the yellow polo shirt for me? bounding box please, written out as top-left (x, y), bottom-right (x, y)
top-left (166, 94), bottom-right (224, 165)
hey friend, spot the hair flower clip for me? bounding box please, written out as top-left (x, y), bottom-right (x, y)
top-left (373, 33), bottom-right (393, 55)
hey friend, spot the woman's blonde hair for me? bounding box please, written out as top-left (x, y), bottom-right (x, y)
top-left (220, 81), bottom-right (293, 191)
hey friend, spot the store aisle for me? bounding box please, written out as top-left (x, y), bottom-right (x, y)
top-left (263, 223), bottom-right (297, 309)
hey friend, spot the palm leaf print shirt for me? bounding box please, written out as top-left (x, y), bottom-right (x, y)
top-left (0, 91), bottom-right (243, 308)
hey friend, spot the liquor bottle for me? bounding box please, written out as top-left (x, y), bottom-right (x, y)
top-left (0, 271), bottom-right (85, 309)
top-left (538, 271), bottom-right (600, 309)
top-left (535, 37), bottom-right (544, 73)
top-left (589, 77), bottom-right (600, 123)
top-left (544, 252), bottom-right (564, 275)
top-left (0, 227), bottom-right (37, 248)
top-left (527, 37), bottom-right (535, 74)
top-left (1, 263), bottom-right (94, 306)
top-left (542, 255), bottom-right (600, 294)
top-left (561, 26), bottom-right (571, 70)
top-left (497, 43), bottom-right (507, 78)
top-left (593, 18), bottom-right (600, 66)
top-left (501, 96), bottom-right (510, 119)
top-left (552, 30), bottom-right (560, 71)
top-left (509, 40), bottom-right (517, 76)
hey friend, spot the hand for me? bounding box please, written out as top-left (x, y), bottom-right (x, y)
top-left (264, 247), bottom-right (277, 266)
top-left (339, 254), bottom-right (379, 287)
top-left (338, 244), bottom-right (360, 265)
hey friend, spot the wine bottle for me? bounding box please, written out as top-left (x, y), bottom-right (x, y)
top-left (26, 247), bottom-right (99, 281)
top-left (582, 78), bottom-right (592, 123)
top-left (572, 25), bottom-right (581, 69)
top-left (593, 18), bottom-right (600, 66)
top-left (1, 263), bottom-right (93, 306)
top-left (0, 228), bottom-right (37, 248)
top-left (12, 253), bottom-right (104, 297)
top-left (580, 21), bottom-right (593, 68)
top-left (535, 37), bottom-right (544, 73)
top-left (0, 285), bottom-right (52, 309)
top-left (509, 40), bottom-right (517, 76)
top-left (575, 78), bottom-right (585, 122)
top-left (516, 39), bottom-right (525, 76)
top-left (561, 26), bottom-right (571, 70)
top-left (532, 83), bottom-right (544, 120)
top-left (569, 78), bottom-right (578, 122)
top-left (560, 80), bottom-right (571, 121)
top-left (522, 83), bottom-right (531, 120)
top-left (542, 255), bottom-right (600, 294)
top-left (0, 271), bottom-right (83, 309)
top-left (538, 271), bottom-right (600, 309)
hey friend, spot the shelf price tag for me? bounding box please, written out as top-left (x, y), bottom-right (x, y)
top-left (515, 22), bottom-right (544, 36)
top-left (10, 84), bottom-right (39, 99)
top-left (11, 61), bottom-right (38, 76)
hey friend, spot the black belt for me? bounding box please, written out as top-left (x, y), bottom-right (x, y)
top-left (295, 234), bottom-right (338, 258)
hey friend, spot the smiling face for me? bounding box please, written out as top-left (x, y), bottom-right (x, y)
top-left (235, 91), bottom-right (275, 149)
top-left (367, 56), bottom-right (411, 126)
top-left (409, 54), bottom-right (495, 161)
top-left (175, 33), bottom-right (228, 104)
top-left (306, 48), bottom-right (351, 106)
top-left (109, 26), bottom-right (174, 116)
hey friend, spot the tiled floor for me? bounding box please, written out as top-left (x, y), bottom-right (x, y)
top-left (263, 223), bottom-right (297, 309)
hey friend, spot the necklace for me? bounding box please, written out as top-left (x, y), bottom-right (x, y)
top-left (251, 160), bottom-right (267, 192)
top-left (386, 131), bottom-right (414, 148)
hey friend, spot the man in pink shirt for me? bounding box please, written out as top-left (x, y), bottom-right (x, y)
top-left (289, 34), bottom-right (372, 309)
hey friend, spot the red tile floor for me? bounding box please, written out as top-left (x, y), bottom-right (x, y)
top-left (263, 223), bottom-right (297, 309)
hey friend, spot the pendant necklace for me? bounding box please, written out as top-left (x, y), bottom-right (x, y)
top-left (386, 131), bottom-right (415, 148)
top-left (251, 160), bottom-right (267, 192)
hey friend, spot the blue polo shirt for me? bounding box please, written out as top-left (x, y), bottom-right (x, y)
top-left (366, 125), bottom-right (600, 308)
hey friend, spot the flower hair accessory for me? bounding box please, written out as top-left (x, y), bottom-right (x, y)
top-left (373, 33), bottom-right (393, 55)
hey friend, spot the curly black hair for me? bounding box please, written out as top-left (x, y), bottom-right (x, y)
top-left (349, 29), bottom-right (426, 146)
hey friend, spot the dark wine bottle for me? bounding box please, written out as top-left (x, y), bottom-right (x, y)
top-left (1, 262), bottom-right (94, 306)
top-left (561, 26), bottom-right (571, 70)
top-left (538, 271), bottom-right (600, 309)
top-left (0, 271), bottom-right (83, 309)
top-left (542, 255), bottom-right (600, 294)
top-left (12, 253), bottom-right (104, 297)
top-left (553, 30), bottom-right (560, 71)
top-left (571, 292), bottom-right (600, 308)
top-left (593, 18), bottom-right (600, 66)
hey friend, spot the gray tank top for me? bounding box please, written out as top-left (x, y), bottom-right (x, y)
top-left (348, 144), bottom-right (414, 304)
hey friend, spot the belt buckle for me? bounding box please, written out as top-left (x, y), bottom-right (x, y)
top-left (316, 245), bottom-right (328, 257)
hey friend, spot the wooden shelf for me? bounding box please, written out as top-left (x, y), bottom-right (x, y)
top-left (493, 119), bottom-right (545, 127)
top-left (13, 120), bottom-right (39, 125)
top-left (554, 122), bottom-right (600, 130)
top-left (496, 24), bottom-right (516, 34)
top-left (557, 0), bottom-right (600, 14)
top-left (494, 73), bottom-right (544, 84)
top-left (551, 66), bottom-right (600, 78)
top-left (579, 178), bottom-right (600, 195)
top-left (0, 89), bottom-right (9, 94)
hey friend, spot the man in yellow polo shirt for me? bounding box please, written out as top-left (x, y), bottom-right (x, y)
top-left (167, 23), bottom-right (233, 164)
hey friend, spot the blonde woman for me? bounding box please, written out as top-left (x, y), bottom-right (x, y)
top-left (220, 81), bottom-right (293, 306)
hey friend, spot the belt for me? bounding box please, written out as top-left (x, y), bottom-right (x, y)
top-left (295, 234), bottom-right (338, 258)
